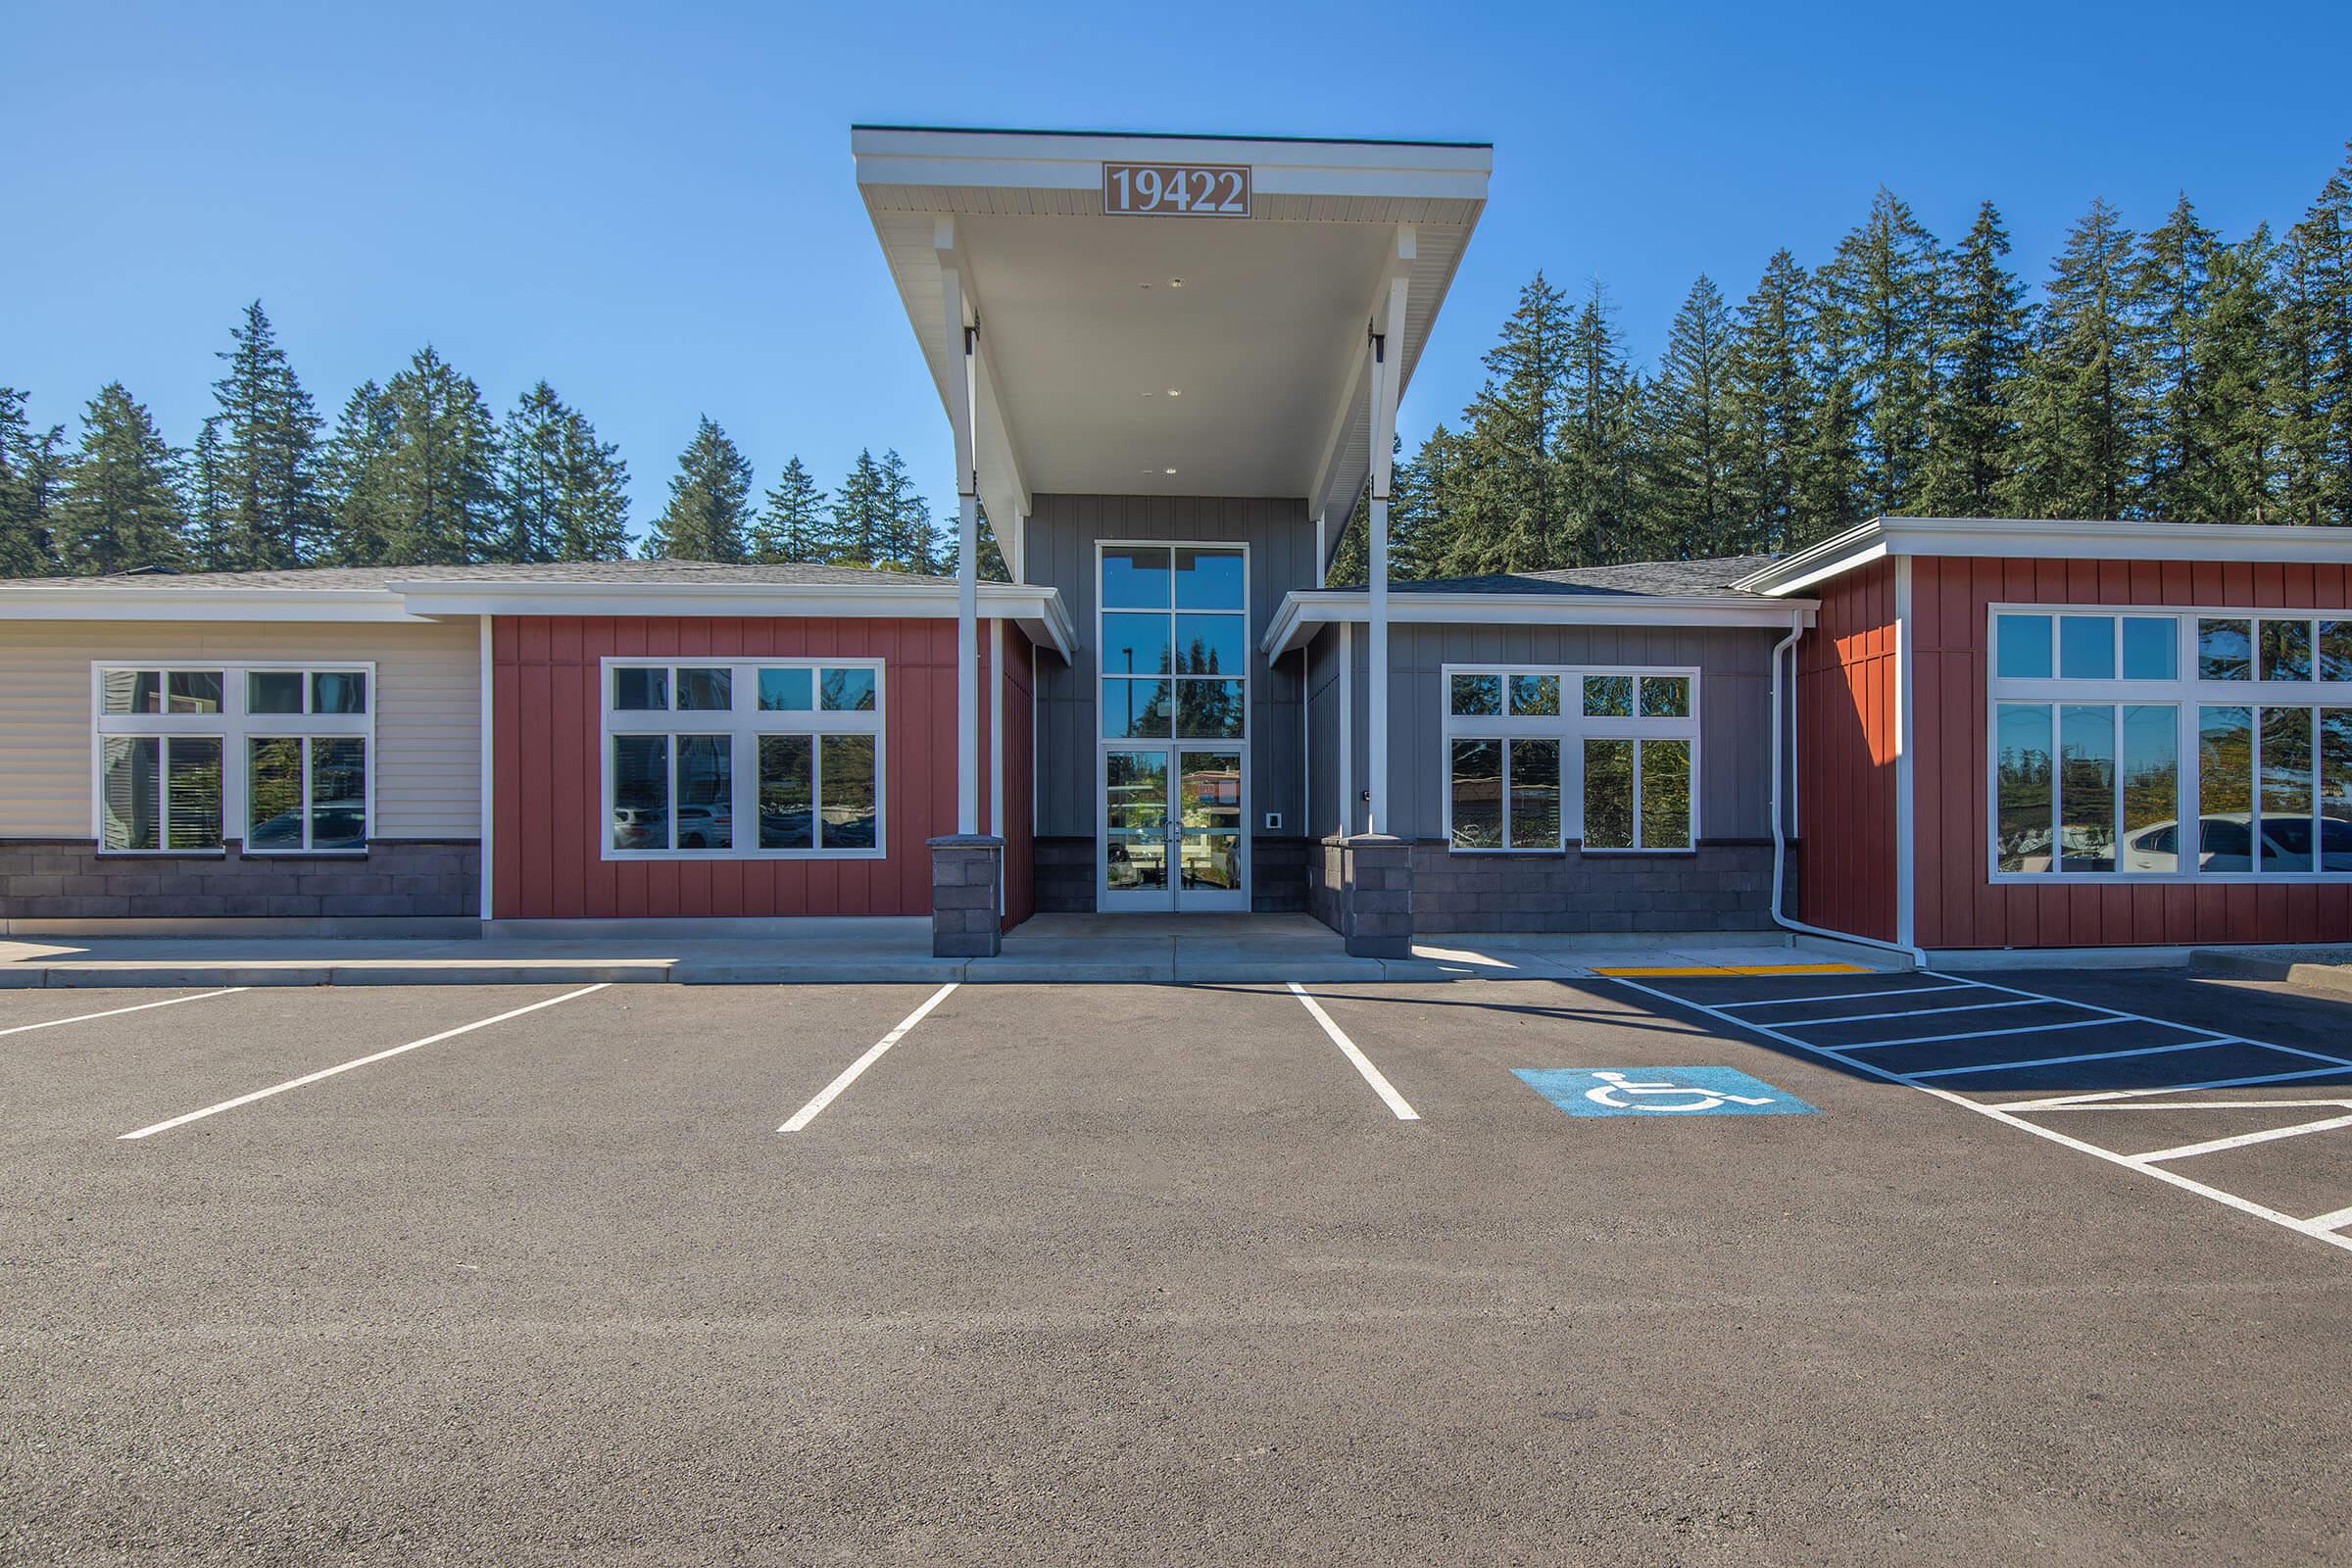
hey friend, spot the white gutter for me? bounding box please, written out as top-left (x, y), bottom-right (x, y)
top-left (1766, 607), bottom-right (1928, 967)
top-left (0, 586), bottom-right (422, 622)
top-left (1260, 589), bottom-right (1819, 657)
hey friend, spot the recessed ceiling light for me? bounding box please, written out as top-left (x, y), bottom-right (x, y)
top-left (1166, 388), bottom-right (1182, 397)
top-left (1164, 467), bottom-right (1178, 475)
top-left (1169, 278), bottom-right (1183, 288)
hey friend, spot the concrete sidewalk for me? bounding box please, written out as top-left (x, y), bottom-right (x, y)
top-left (0, 914), bottom-right (1886, 989)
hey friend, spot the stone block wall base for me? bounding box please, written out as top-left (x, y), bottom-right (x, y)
top-left (929, 834), bottom-right (1006, 958)
top-left (1311, 834), bottom-right (1414, 959)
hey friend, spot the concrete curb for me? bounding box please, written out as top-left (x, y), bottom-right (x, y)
top-left (2192, 947), bottom-right (2352, 999)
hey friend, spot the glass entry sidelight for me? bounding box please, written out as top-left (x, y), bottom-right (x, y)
top-left (1100, 746), bottom-right (1248, 910)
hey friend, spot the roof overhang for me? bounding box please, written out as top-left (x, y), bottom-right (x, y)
top-left (0, 586), bottom-right (426, 623)
top-left (391, 578), bottom-right (1077, 660)
top-left (1733, 516), bottom-right (2352, 598)
top-left (852, 126), bottom-right (1491, 569)
top-left (1260, 590), bottom-right (1817, 659)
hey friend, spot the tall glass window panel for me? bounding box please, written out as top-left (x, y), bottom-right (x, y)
top-left (674, 668), bottom-right (732, 712)
top-left (673, 736), bottom-right (732, 849)
top-left (2198, 619), bottom-right (2252, 681)
top-left (1173, 615), bottom-right (1245, 676)
top-left (1994, 704), bottom-right (2053, 873)
top-left (1509, 739), bottom-right (1561, 848)
top-left (168, 671), bottom-right (224, 714)
top-left (2119, 705), bottom-right (2179, 872)
top-left (248, 671), bottom-right (306, 714)
top-left (1101, 546), bottom-right (1171, 610)
top-left (100, 736), bottom-right (160, 851)
top-left (246, 738), bottom-right (304, 850)
top-left (2196, 707), bottom-right (2254, 871)
top-left (758, 735), bottom-right (813, 849)
top-left (612, 735), bottom-right (668, 850)
top-left (1176, 679), bottom-right (1245, 739)
top-left (166, 737), bottom-right (223, 850)
top-left (2057, 705), bottom-right (2116, 872)
top-left (2258, 621), bottom-right (2313, 682)
top-left (1449, 673), bottom-right (1501, 716)
top-left (1103, 751), bottom-right (1167, 892)
top-left (1102, 679), bottom-right (1173, 739)
top-left (1583, 739), bottom-right (1635, 850)
top-left (1449, 739), bottom-right (1503, 849)
top-left (1582, 675), bottom-right (1633, 718)
top-left (1996, 614), bottom-right (2053, 679)
top-left (757, 667), bottom-right (812, 711)
top-left (1639, 740), bottom-right (1692, 850)
top-left (2121, 617), bottom-right (2178, 681)
top-left (102, 670), bottom-right (162, 714)
top-left (1172, 548), bottom-right (1245, 611)
top-left (2259, 707), bottom-right (2314, 871)
top-left (818, 735), bottom-right (877, 849)
top-left (820, 667), bottom-right (876, 712)
top-left (1178, 751), bottom-right (1243, 891)
top-left (1508, 674), bottom-right (1560, 717)
top-left (1102, 612), bottom-right (1172, 676)
top-left (2321, 622), bottom-right (2352, 683)
top-left (2058, 616), bottom-right (2115, 680)
top-left (2321, 710), bottom-right (2352, 871)
top-left (310, 737), bottom-right (367, 851)
top-left (312, 671), bottom-right (368, 714)
top-left (614, 667), bottom-right (668, 710)
top-left (1639, 676), bottom-right (1691, 719)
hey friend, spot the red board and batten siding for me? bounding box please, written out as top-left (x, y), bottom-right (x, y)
top-left (1794, 560), bottom-right (1901, 943)
top-left (492, 615), bottom-right (1025, 922)
top-left (1911, 555), bottom-right (2352, 949)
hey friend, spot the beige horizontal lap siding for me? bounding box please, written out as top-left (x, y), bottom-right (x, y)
top-left (0, 618), bottom-right (481, 840)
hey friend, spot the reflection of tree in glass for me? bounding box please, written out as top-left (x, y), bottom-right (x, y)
top-left (1178, 679), bottom-right (1243, 738)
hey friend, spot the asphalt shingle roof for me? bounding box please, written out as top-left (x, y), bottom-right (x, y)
top-left (1331, 554), bottom-right (1776, 599)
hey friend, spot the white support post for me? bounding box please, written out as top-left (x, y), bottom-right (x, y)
top-left (1365, 227), bottom-right (1413, 839)
top-left (1338, 620), bottom-right (1354, 836)
top-left (1314, 510), bottom-right (1329, 589)
top-left (939, 220), bottom-right (981, 837)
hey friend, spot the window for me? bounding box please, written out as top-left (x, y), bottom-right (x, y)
top-left (1445, 663), bottom-right (1699, 853)
top-left (1099, 544), bottom-right (1247, 741)
top-left (604, 660), bottom-right (883, 857)
top-left (93, 663), bottom-right (370, 854)
top-left (1988, 606), bottom-right (2352, 881)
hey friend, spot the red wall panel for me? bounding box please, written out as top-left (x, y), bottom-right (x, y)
top-left (1795, 560), bottom-right (1901, 942)
top-left (492, 615), bottom-right (1016, 920)
top-left (1911, 556), bottom-right (2352, 949)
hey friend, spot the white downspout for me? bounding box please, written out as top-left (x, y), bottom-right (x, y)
top-left (1769, 608), bottom-right (1929, 966)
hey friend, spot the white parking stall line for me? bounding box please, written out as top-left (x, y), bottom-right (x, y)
top-left (1716, 984), bottom-right (1971, 1010)
top-left (2132, 1113), bottom-right (2352, 1164)
top-left (1907, 1037), bottom-right (2236, 1080)
top-left (2012, 1061), bottom-right (2352, 1110)
top-left (2032, 1099), bottom-right (2352, 1112)
top-left (119, 985), bottom-right (610, 1141)
top-left (1836, 1014), bottom-right (2130, 1052)
top-left (1606, 973), bottom-right (2352, 1258)
top-left (1, 988), bottom-right (247, 1039)
top-left (1773, 998), bottom-right (2034, 1029)
top-left (777, 982), bottom-right (957, 1134)
top-left (1287, 982), bottom-right (1420, 1122)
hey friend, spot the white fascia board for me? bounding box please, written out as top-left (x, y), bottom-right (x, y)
top-left (0, 587), bottom-right (423, 622)
top-left (852, 127), bottom-right (1493, 203)
top-left (390, 579), bottom-right (1077, 660)
top-left (1733, 515), bottom-right (2352, 596)
top-left (1259, 591), bottom-right (1820, 657)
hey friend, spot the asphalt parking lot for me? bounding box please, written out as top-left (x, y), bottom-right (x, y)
top-left (7, 968), bottom-right (2351, 1565)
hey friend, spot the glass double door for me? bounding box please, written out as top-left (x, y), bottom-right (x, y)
top-left (1101, 747), bottom-right (1247, 910)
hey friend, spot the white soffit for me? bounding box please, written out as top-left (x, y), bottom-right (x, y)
top-left (853, 126), bottom-right (1490, 526)
top-left (1259, 591), bottom-right (1818, 658)
top-left (1735, 516), bottom-right (2352, 597)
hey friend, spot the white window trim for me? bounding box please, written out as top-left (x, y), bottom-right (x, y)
top-left (1984, 604), bottom-right (2352, 885)
top-left (1439, 663), bottom-right (1701, 855)
top-left (599, 658), bottom-right (887, 861)
top-left (89, 662), bottom-right (376, 857)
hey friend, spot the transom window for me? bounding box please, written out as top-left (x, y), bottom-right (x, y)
top-left (1098, 544), bottom-right (1248, 741)
top-left (1988, 607), bottom-right (2352, 880)
top-left (92, 663), bottom-right (372, 854)
top-left (602, 660), bottom-right (883, 858)
top-left (1443, 665), bottom-right (1698, 853)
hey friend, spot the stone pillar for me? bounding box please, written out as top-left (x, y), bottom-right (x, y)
top-left (929, 834), bottom-right (1004, 958)
top-left (1337, 833), bottom-right (1413, 959)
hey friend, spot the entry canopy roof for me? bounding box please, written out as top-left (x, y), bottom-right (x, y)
top-left (853, 126), bottom-right (1492, 573)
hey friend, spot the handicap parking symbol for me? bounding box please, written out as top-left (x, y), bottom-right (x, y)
top-left (1514, 1066), bottom-right (1818, 1117)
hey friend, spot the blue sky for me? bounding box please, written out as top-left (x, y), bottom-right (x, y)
top-left (4, 1), bottom-right (2347, 543)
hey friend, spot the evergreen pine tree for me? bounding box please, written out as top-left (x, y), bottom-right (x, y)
top-left (750, 456), bottom-right (828, 563)
top-left (1724, 250), bottom-right (1822, 553)
top-left (1649, 274), bottom-right (1736, 558)
top-left (1460, 272), bottom-right (1574, 572)
top-left (872, 449), bottom-right (937, 571)
top-left (2193, 227), bottom-right (2281, 523)
top-left (185, 416), bottom-right (230, 569)
top-left (828, 449), bottom-right (892, 566)
top-left (320, 381), bottom-right (398, 564)
top-left (57, 382), bottom-right (188, 574)
top-left (941, 504), bottom-right (1009, 581)
top-left (0, 387), bottom-right (66, 576)
top-left (1819, 188), bottom-right (1946, 514)
top-left (2003, 200), bottom-right (2142, 519)
top-left (644, 416), bottom-right (751, 562)
top-left (2275, 145), bottom-right (2352, 526)
top-left (208, 301), bottom-right (324, 567)
top-left (1919, 202), bottom-right (2029, 517)
top-left (2132, 194), bottom-right (2221, 520)
top-left (1557, 280), bottom-right (1642, 565)
top-left (553, 407), bottom-right (631, 561)
top-left (495, 381), bottom-right (569, 563)
top-left (377, 347), bottom-right (502, 564)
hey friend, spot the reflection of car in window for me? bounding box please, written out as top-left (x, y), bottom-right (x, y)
top-left (2118, 813), bottom-right (2352, 872)
top-left (675, 804), bottom-right (731, 850)
top-left (612, 806), bottom-right (664, 851)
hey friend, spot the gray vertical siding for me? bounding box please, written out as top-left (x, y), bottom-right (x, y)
top-left (1302, 618), bottom-right (1779, 844)
top-left (1023, 495), bottom-right (1315, 840)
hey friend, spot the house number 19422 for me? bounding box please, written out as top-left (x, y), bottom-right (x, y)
top-left (1102, 163), bottom-right (1251, 218)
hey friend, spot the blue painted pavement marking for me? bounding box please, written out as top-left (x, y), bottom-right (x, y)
top-left (1514, 1066), bottom-right (1819, 1118)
